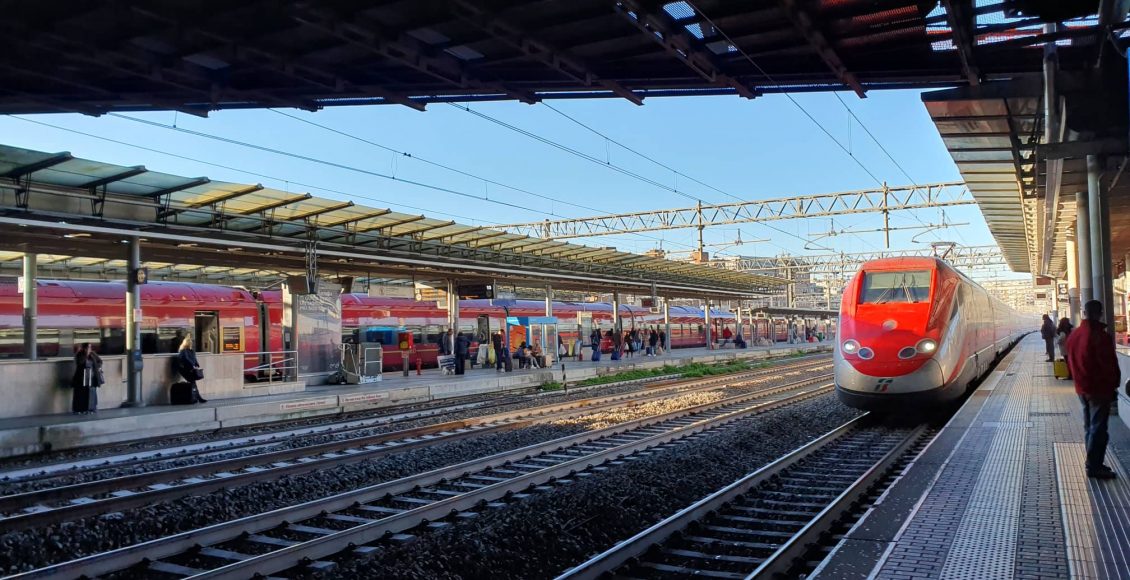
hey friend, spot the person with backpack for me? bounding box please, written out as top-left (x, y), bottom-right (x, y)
top-left (71, 343), bottom-right (102, 414)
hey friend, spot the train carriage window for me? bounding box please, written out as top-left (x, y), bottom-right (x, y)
top-left (860, 271), bottom-right (931, 304)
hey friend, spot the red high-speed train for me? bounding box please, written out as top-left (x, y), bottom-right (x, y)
top-left (0, 279), bottom-right (782, 372)
top-left (834, 257), bottom-right (1032, 411)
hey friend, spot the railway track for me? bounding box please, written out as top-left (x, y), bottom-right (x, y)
top-left (0, 361), bottom-right (832, 529)
top-left (0, 354), bottom-right (829, 487)
top-left (559, 415), bottom-right (932, 580)
top-left (10, 375), bottom-right (834, 579)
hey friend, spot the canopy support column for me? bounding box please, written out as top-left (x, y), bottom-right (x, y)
top-left (446, 280), bottom-right (458, 353)
top-left (704, 299), bottom-right (712, 350)
top-left (1076, 190), bottom-right (1093, 314)
top-left (1066, 237), bottom-right (1079, 323)
top-left (663, 299), bottom-right (671, 354)
top-left (612, 291), bottom-right (621, 335)
top-left (1088, 154), bottom-right (1115, 338)
top-left (22, 253), bottom-right (36, 361)
top-left (123, 238), bottom-right (144, 407)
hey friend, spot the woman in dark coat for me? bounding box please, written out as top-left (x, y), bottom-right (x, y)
top-left (177, 337), bottom-right (208, 403)
top-left (71, 343), bottom-right (102, 414)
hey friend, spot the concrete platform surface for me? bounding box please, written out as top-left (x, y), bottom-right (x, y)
top-left (814, 336), bottom-right (1130, 580)
top-left (0, 342), bottom-right (829, 458)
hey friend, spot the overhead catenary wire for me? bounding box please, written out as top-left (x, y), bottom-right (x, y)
top-left (266, 109), bottom-right (699, 250)
top-left (688, 1), bottom-right (956, 249)
top-left (453, 103), bottom-right (830, 253)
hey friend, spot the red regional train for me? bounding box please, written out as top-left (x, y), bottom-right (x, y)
top-left (0, 279), bottom-right (776, 373)
top-left (834, 257), bottom-right (1031, 411)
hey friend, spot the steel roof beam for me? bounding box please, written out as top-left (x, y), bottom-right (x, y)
top-left (234, 193), bottom-right (314, 215)
top-left (183, 184), bottom-right (266, 209)
top-left (288, 201), bottom-right (355, 222)
top-left (143, 177), bottom-right (211, 199)
top-left (397, 221), bottom-right (457, 238)
top-left (421, 226), bottom-right (485, 242)
top-left (292, 4), bottom-right (538, 106)
top-left (1, 152), bottom-right (73, 179)
top-left (320, 209), bottom-right (394, 229)
top-left (77, 166), bottom-right (148, 190)
top-left (615, 0), bottom-right (758, 100)
top-left (776, 0), bottom-right (865, 98)
top-left (461, 230), bottom-right (512, 247)
top-left (943, 0), bottom-right (981, 86)
top-left (448, 0), bottom-right (642, 105)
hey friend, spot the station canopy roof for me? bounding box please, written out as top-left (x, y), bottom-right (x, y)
top-left (0, 1), bottom-right (1119, 115)
top-left (0, 144), bottom-right (783, 297)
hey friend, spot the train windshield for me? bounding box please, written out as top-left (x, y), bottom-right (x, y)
top-left (860, 270), bottom-right (931, 304)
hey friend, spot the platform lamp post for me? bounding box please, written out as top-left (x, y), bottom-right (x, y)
top-left (123, 238), bottom-right (146, 407)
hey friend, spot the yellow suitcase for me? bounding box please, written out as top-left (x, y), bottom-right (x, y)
top-left (1053, 359), bottom-right (1070, 380)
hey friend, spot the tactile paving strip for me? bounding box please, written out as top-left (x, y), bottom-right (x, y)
top-left (873, 340), bottom-right (1082, 580)
top-left (938, 366), bottom-right (1030, 579)
top-left (1056, 444), bottom-right (1130, 579)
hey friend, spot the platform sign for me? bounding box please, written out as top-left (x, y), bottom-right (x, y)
top-left (492, 290), bottom-right (517, 307)
top-left (640, 297), bottom-right (656, 308)
top-left (457, 284), bottom-right (494, 300)
top-left (222, 326), bottom-right (243, 352)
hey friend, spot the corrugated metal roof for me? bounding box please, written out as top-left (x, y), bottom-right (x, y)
top-left (0, 144), bottom-right (785, 295)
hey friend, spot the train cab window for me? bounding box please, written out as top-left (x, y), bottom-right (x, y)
top-left (860, 271), bottom-right (931, 304)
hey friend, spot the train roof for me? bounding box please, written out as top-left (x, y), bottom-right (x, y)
top-left (856, 257), bottom-right (945, 271)
top-left (0, 278), bottom-right (255, 302)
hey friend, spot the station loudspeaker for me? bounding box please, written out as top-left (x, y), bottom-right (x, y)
top-left (286, 275), bottom-right (317, 295)
top-left (338, 277), bottom-right (355, 294)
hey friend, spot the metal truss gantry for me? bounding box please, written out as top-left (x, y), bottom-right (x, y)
top-left (719, 245), bottom-right (1008, 276)
top-left (497, 183), bottom-right (973, 240)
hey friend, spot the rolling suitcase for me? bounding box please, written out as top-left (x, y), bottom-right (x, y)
top-left (1053, 359), bottom-right (1070, 380)
top-left (171, 381), bottom-right (198, 404)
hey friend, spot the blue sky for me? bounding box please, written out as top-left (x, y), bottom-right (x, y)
top-left (0, 89), bottom-right (1003, 266)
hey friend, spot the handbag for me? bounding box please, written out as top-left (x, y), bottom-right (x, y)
top-left (193, 367), bottom-right (205, 380)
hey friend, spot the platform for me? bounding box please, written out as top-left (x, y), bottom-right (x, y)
top-left (0, 343), bottom-right (829, 458)
top-left (815, 336), bottom-right (1130, 580)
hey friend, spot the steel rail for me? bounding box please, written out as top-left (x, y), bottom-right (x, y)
top-left (0, 354), bottom-right (830, 485)
top-left (193, 382), bottom-right (835, 579)
top-left (10, 376), bottom-right (832, 580)
top-left (557, 417), bottom-right (927, 580)
top-left (747, 424), bottom-right (928, 578)
top-left (0, 360), bottom-right (831, 517)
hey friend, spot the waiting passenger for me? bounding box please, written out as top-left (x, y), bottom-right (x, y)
top-left (71, 343), bottom-right (102, 415)
top-left (1040, 314), bottom-right (1056, 362)
top-left (454, 332), bottom-right (469, 375)
top-left (1065, 300), bottom-right (1119, 479)
top-left (1056, 318), bottom-right (1073, 361)
top-left (175, 337), bottom-right (208, 404)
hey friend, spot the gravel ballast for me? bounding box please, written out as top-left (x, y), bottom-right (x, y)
top-left (306, 395), bottom-right (861, 580)
top-left (0, 367), bottom-right (829, 495)
top-left (0, 354), bottom-right (828, 473)
top-left (0, 425), bottom-right (581, 575)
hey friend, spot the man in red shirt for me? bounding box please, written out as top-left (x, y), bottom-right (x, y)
top-left (1065, 300), bottom-right (1120, 479)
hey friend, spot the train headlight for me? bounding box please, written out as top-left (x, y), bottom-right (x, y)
top-left (916, 339), bottom-right (938, 354)
top-left (842, 340), bottom-right (860, 354)
top-left (858, 347), bottom-right (875, 360)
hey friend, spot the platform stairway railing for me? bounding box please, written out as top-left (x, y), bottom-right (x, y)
top-left (244, 350), bottom-right (298, 384)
